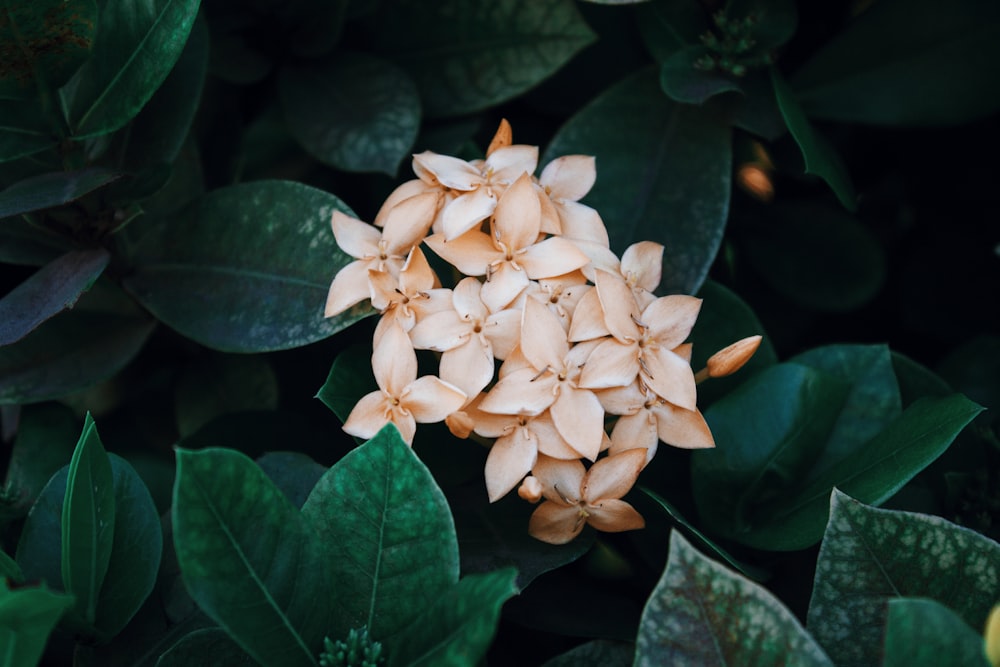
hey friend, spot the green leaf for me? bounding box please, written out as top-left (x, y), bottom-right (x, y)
top-left (279, 52), bottom-right (420, 176)
top-left (634, 531), bottom-right (833, 666)
top-left (0, 548), bottom-right (22, 583)
top-left (741, 200), bottom-right (885, 311)
top-left (660, 46), bottom-right (743, 104)
top-left (316, 343), bottom-right (376, 426)
top-left (544, 66), bottom-right (732, 294)
top-left (123, 180), bottom-right (366, 352)
top-left (1, 403), bottom-right (77, 522)
top-left (0, 280), bottom-right (156, 404)
top-left (174, 353), bottom-right (279, 437)
top-left (370, 0), bottom-right (596, 117)
top-left (60, 0), bottom-right (201, 138)
top-left (0, 580), bottom-right (74, 667)
top-left (0, 167), bottom-right (121, 219)
top-left (807, 489), bottom-right (1000, 666)
top-left (791, 0), bottom-right (1000, 126)
top-left (61, 412), bottom-right (115, 627)
top-left (771, 68), bottom-right (856, 211)
top-left (255, 452), bottom-right (326, 510)
top-left (0, 214), bottom-right (77, 266)
top-left (635, 0), bottom-right (707, 64)
top-left (386, 568), bottom-right (519, 667)
top-left (172, 447), bottom-right (328, 667)
top-left (0, 99), bottom-right (57, 162)
top-left (0, 248), bottom-right (109, 346)
top-left (690, 279), bottom-right (776, 406)
top-left (540, 639), bottom-right (634, 667)
top-left (156, 628), bottom-right (256, 666)
top-left (0, 0), bottom-right (98, 100)
top-left (883, 598), bottom-right (991, 667)
top-left (301, 424), bottom-right (459, 641)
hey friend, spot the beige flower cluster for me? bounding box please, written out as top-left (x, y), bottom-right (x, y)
top-left (324, 121), bottom-right (760, 544)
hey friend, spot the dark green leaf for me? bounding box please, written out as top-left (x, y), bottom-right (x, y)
top-left (660, 46), bottom-right (743, 104)
top-left (726, 0), bottom-right (797, 51)
top-left (316, 343), bottom-right (376, 426)
top-left (0, 280), bottom-right (155, 404)
top-left (256, 452), bottom-right (326, 510)
top-left (791, 0), bottom-right (1000, 126)
top-left (0, 548), bottom-right (22, 583)
top-left (891, 351), bottom-right (952, 406)
top-left (279, 52), bottom-right (420, 176)
top-left (172, 447), bottom-right (328, 667)
top-left (771, 68), bottom-right (856, 211)
top-left (742, 201), bottom-right (885, 311)
top-left (123, 180), bottom-right (366, 352)
top-left (807, 489), bottom-right (1000, 666)
top-left (635, 0), bottom-right (707, 64)
top-left (0, 248), bottom-right (109, 346)
top-left (634, 531), bottom-right (833, 666)
top-left (61, 0), bottom-right (201, 137)
top-left (0, 214), bottom-right (77, 266)
top-left (0, 0), bottom-right (98, 99)
top-left (0, 167), bottom-right (121, 219)
top-left (540, 639), bottom-right (634, 667)
top-left (883, 598), bottom-right (991, 667)
top-left (0, 99), bottom-right (57, 162)
top-left (690, 279), bottom-right (776, 406)
top-left (174, 354), bottom-right (279, 437)
top-left (1, 403), bottom-right (77, 521)
top-left (544, 66), bottom-right (732, 294)
top-left (156, 628), bottom-right (256, 666)
top-left (386, 568), bottom-right (518, 667)
top-left (371, 0), bottom-right (595, 117)
top-left (301, 424), bottom-right (459, 641)
top-left (61, 412), bottom-right (115, 627)
top-left (0, 580), bottom-right (74, 667)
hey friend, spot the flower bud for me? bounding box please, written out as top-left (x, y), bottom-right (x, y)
top-left (706, 335), bottom-right (762, 378)
top-left (518, 476), bottom-right (543, 503)
top-left (986, 604), bottom-right (1000, 667)
top-left (486, 118), bottom-right (512, 156)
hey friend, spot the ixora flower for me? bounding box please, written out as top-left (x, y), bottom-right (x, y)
top-left (342, 321), bottom-right (466, 445)
top-left (528, 449), bottom-right (647, 545)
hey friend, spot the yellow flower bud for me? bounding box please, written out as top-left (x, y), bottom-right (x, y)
top-left (706, 335), bottom-right (763, 378)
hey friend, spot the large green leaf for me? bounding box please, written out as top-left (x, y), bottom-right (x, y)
top-left (807, 489), bottom-right (1000, 667)
top-left (0, 580), bottom-right (74, 667)
top-left (544, 66), bottom-right (731, 294)
top-left (0, 248), bottom-right (109, 346)
top-left (741, 200), bottom-right (885, 311)
top-left (0, 167), bottom-right (121, 219)
top-left (61, 413), bottom-right (115, 627)
top-left (771, 68), bottom-right (856, 211)
top-left (883, 598), bottom-right (991, 667)
top-left (791, 0), bottom-right (1000, 126)
top-left (172, 447), bottom-right (329, 667)
top-left (385, 568), bottom-right (518, 667)
top-left (370, 0), bottom-right (595, 117)
top-left (279, 52), bottom-right (420, 176)
top-left (0, 0), bottom-right (98, 100)
top-left (0, 280), bottom-right (155, 404)
top-left (301, 424), bottom-right (460, 641)
top-left (60, 0), bottom-right (201, 138)
top-left (156, 628), bottom-right (256, 666)
top-left (634, 531), bottom-right (833, 666)
top-left (123, 180), bottom-right (365, 352)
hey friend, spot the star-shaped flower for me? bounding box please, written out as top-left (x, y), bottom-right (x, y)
top-left (342, 321), bottom-right (466, 445)
top-left (527, 449), bottom-right (647, 545)
top-left (536, 155), bottom-right (608, 246)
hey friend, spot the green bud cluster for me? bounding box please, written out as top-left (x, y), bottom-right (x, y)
top-left (319, 627), bottom-right (385, 667)
top-left (694, 11), bottom-right (775, 77)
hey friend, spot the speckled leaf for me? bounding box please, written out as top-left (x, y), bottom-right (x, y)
top-left (0, 0), bottom-right (98, 100)
top-left (0, 248), bottom-right (109, 346)
top-left (60, 0), bottom-right (201, 137)
top-left (371, 0), bottom-right (595, 117)
top-left (771, 68), bottom-right (856, 211)
top-left (635, 531), bottom-right (833, 666)
top-left (172, 447), bottom-right (329, 667)
top-left (0, 167), bottom-right (121, 219)
top-left (301, 424), bottom-right (460, 641)
top-left (123, 180), bottom-right (366, 353)
top-left (385, 568), bottom-right (519, 667)
top-left (883, 598), bottom-right (991, 667)
top-left (279, 52), bottom-right (420, 175)
top-left (0, 580), bottom-right (74, 667)
top-left (544, 66), bottom-right (731, 294)
top-left (807, 489), bottom-right (1000, 667)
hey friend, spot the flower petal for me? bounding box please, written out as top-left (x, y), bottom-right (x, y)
top-left (485, 145), bottom-right (538, 183)
top-left (608, 411), bottom-right (659, 465)
top-left (397, 245), bottom-right (438, 294)
top-left (441, 188), bottom-right (498, 240)
top-left (642, 347), bottom-right (697, 411)
top-left (401, 376), bottom-right (467, 424)
top-left (485, 430), bottom-right (538, 502)
top-left (595, 269), bottom-right (641, 343)
top-left (551, 385), bottom-right (605, 461)
top-left (596, 381), bottom-right (645, 416)
top-left (519, 296), bottom-right (569, 372)
top-left (567, 288), bottom-right (611, 342)
top-left (585, 499), bottom-right (645, 533)
top-left (530, 413), bottom-right (584, 460)
top-left (380, 191), bottom-right (439, 254)
top-left (493, 172), bottom-right (541, 252)
top-left (423, 230), bottom-right (500, 276)
top-left (533, 454), bottom-right (585, 503)
top-left (517, 237), bottom-right (590, 280)
top-left (325, 260), bottom-right (375, 317)
top-left (652, 403), bottom-right (715, 449)
top-left (528, 501), bottom-right (585, 545)
top-left (481, 261), bottom-right (530, 312)
top-left (582, 448), bottom-right (646, 502)
top-left (372, 320), bottom-right (417, 396)
top-left (578, 338), bottom-right (639, 390)
top-left (367, 269), bottom-right (399, 312)
top-left (479, 367), bottom-right (557, 416)
top-left (373, 180), bottom-right (436, 227)
top-left (643, 295), bottom-right (702, 350)
top-left (539, 155), bottom-right (596, 201)
top-left (408, 309), bottom-right (467, 351)
top-left (484, 307), bottom-right (522, 359)
top-left (556, 201), bottom-right (608, 247)
top-left (439, 336), bottom-right (495, 399)
top-left (412, 151), bottom-right (482, 190)
top-left (332, 212), bottom-right (380, 259)
top-left (621, 241), bottom-right (664, 293)
top-left (342, 391), bottom-right (391, 441)
top-left (452, 276), bottom-right (489, 321)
